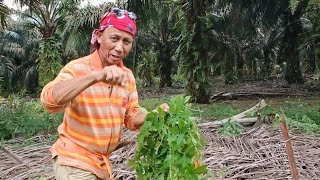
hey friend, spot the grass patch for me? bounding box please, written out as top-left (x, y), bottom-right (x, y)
top-left (140, 96), bottom-right (320, 135)
top-left (1, 95), bottom-right (320, 140)
top-left (190, 103), bottom-right (241, 121)
top-left (0, 97), bottom-right (63, 140)
top-left (140, 98), bottom-right (241, 121)
top-left (259, 100), bottom-right (320, 135)
top-left (140, 97), bottom-right (170, 111)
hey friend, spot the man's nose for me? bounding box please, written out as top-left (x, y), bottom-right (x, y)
top-left (115, 41), bottom-right (123, 52)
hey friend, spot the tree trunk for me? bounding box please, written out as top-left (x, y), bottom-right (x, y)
top-left (224, 47), bottom-right (236, 84)
top-left (253, 58), bottom-right (258, 79)
top-left (182, 0), bottom-right (211, 103)
top-left (307, 40), bottom-right (317, 73)
top-left (236, 47), bottom-right (244, 79)
top-left (262, 46), bottom-right (272, 78)
top-left (186, 22), bottom-right (211, 103)
top-left (283, 13), bottom-right (304, 84)
top-left (159, 45), bottom-right (172, 87)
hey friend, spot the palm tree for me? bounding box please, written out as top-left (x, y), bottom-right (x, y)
top-left (61, 3), bottom-right (112, 61)
top-left (174, 0), bottom-right (217, 103)
top-left (17, 0), bottom-right (82, 87)
top-left (300, 0), bottom-right (320, 73)
top-left (0, 1), bottom-right (10, 29)
top-left (127, 0), bottom-right (219, 102)
top-left (220, 0), bottom-right (312, 84)
top-left (137, 3), bottom-right (179, 87)
top-left (0, 22), bottom-right (40, 94)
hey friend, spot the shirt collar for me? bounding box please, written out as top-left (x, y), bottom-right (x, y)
top-left (90, 50), bottom-right (124, 71)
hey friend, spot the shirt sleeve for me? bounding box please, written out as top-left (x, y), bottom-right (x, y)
top-left (40, 64), bottom-right (76, 113)
top-left (124, 73), bottom-right (146, 130)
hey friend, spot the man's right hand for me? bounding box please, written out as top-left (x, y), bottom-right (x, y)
top-left (51, 65), bottom-right (128, 105)
top-left (94, 65), bottom-right (127, 87)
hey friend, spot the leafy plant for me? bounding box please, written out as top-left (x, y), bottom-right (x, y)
top-left (261, 101), bottom-right (320, 135)
top-left (0, 96), bottom-right (63, 139)
top-left (218, 119), bottom-right (244, 137)
top-left (38, 35), bottom-right (63, 87)
top-left (135, 50), bottom-right (157, 87)
top-left (271, 112), bottom-right (320, 135)
top-left (130, 95), bottom-right (207, 180)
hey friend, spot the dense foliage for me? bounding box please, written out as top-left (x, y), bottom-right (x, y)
top-left (38, 36), bottom-right (63, 87)
top-left (0, 0), bottom-right (319, 102)
top-left (0, 22), bottom-right (40, 95)
top-left (0, 96), bottom-right (63, 139)
top-left (130, 95), bottom-right (206, 179)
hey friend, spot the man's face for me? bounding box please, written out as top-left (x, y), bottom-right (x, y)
top-left (96, 27), bottom-right (134, 66)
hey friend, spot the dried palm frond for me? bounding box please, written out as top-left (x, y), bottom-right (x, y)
top-left (1, 125), bottom-right (320, 179)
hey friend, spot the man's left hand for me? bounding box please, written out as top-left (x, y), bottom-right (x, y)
top-left (159, 103), bottom-right (169, 112)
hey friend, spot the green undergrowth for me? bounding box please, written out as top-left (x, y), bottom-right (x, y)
top-left (140, 97), bottom-right (241, 120)
top-left (0, 96), bottom-right (63, 140)
top-left (141, 97), bottom-right (320, 136)
top-left (1, 95), bottom-right (320, 141)
top-left (259, 101), bottom-right (320, 135)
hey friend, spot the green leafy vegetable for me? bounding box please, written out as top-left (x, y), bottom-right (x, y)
top-left (130, 95), bottom-right (206, 180)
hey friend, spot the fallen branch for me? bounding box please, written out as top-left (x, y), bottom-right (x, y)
top-left (199, 118), bottom-right (258, 128)
top-left (0, 146), bottom-right (28, 167)
top-left (198, 99), bottom-right (267, 128)
top-left (210, 92), bottom-right (310, 101)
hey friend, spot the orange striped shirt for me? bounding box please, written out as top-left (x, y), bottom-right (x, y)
top-left (40, 50), bottom-right (145, 179)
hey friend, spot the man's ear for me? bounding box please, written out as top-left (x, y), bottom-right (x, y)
top-left (96, 31), bottom-right (102, 43)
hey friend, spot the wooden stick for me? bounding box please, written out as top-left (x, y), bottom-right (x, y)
top-left (198, 99), bottom-right (267, 127)
top-left (279, 115), bottom-right (299, 180)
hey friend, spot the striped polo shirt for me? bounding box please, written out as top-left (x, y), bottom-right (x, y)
top-left (40, 50), bottom-right (145, 179)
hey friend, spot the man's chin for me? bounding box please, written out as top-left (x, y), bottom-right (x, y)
top-left (106, 59), bottom-right (121, 65)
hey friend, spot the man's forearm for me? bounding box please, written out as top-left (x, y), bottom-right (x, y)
top-left (52, 72), bottom-right (98, 105)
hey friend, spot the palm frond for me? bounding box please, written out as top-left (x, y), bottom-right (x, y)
top-left (0, 2), bottom-right (11, 29)
top-left (63, 29), bottom-right (91, 58)
top-left (3, 30), bottom-right (22, 40)
top-left (4, 42), bottom-right (25, 55)
top-left (0, 55), bottom-right (15, 90)
top-left (24, 65), bottom-right (38, 92)
top-left (63, 4), bottom-right (110, 34)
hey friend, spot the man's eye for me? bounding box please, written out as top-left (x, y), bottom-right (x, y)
top-left (124, 40), bottom-right (132, 44)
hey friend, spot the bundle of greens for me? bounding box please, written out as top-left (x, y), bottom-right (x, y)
top-left (130, 95), bottom-right (206, 180)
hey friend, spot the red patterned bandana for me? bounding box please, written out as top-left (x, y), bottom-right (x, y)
top-left (91, 8), bottom-right (137, 48)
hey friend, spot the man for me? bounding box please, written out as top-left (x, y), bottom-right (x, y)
top-left (41, 8), bottom-right (168, 180)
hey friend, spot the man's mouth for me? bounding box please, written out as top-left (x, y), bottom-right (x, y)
top-left (109, 54), bottom-right (122, 60)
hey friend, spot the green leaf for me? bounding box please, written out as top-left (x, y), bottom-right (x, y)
top-left (193, 165), bottom-right (208, 174)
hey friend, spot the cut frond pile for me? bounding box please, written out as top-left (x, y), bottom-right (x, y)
top-left (1, 125), bottom-right (320, 179)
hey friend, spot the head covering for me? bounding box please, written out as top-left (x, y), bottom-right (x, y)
top-left (91, 8), bottom-right (137, 48)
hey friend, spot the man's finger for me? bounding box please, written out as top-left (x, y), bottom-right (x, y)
top-left (105, 70), bottom-right (113, 83)
top-left (111, 68), bottom-right (120, 85)
top-left (160, 103), bottom-right (170, 112)
top-left (120, 73), bottom-right (127, 87)
top-left (115, 68), bottom-right (125, 85)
